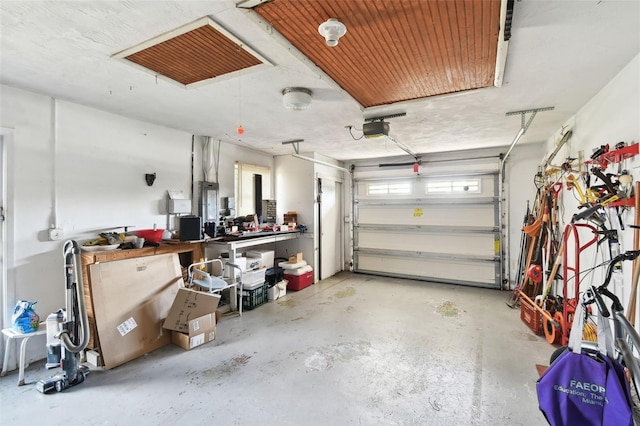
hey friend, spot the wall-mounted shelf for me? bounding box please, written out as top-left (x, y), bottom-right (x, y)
top-left (609, 197), bottom-right (635, 208)
top-left (586, 142), bottom-right (638, 168)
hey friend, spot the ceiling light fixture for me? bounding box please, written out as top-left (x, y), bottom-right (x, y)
top-left (318, 18), bottom-right (347, 47)
top-left (282, 87), bottom-right (312, 111)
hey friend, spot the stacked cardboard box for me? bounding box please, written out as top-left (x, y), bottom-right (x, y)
top-left (163, 288), bottom-right (222, 350)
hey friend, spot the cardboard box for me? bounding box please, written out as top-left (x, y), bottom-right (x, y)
top-left (284, 211), bottom-right (297, 224)
top-left (170, 311), bottom-right (222, 350)
top-left (288, 252), bottom-right (303, 263)
top-left (89, 253), bottom-right (182, 369)
top-left (163, 288), bottom-right (221, 333)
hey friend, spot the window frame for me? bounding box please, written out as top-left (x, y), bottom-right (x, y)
top-left (425, 178), bottom-right (481, 194)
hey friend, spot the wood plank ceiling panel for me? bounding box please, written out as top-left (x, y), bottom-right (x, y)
top-left (125, 24), bottom-right (263, 86)
top-left (255, 0), bottom-right (500, 108)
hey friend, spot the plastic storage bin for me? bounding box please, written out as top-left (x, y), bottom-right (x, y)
top-left (239, 282), bottom-right (268, 310)
top-left (243, 268), bottom-right (267, 287)
top-left (246, 250), bottom-right (275, 269)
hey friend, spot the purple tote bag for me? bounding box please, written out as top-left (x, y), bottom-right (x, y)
top-left (536, 297), bottom-right (633, 425)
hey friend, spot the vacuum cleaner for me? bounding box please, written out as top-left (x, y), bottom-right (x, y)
top-left (36, 240), bottom-right (90, 393)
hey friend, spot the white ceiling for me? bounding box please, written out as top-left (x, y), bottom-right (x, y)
top-left (1, 1), bottom-right (639, 161)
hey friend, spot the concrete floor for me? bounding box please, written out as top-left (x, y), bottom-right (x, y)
top-left (0, 272), bottom-right (553, 425)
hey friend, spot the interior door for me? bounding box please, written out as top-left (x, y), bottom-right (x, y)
top-left (0, 134), bottom-right (4, 328)
top-left (0, 134), bottom-right (6, 328)
top-left (320, 177), bottom-right (342, 280)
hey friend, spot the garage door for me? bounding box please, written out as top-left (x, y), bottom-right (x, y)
top-left (353, 170), bottom-right (502, 288)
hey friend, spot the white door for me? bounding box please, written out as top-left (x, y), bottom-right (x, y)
top-left (319, 177), bottom-right (342, 280)
top-left (354, 169), bottom-right (501, 288)
top-left (0, 135), bottom-right (4, 328)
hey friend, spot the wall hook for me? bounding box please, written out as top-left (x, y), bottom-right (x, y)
top-left (145, 173), bottom-right (156, 186)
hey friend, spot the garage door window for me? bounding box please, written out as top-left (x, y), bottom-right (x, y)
top-left (426, 178), bottom-right (480, 194)
top-left (367, 182), bottom-right (411, 196)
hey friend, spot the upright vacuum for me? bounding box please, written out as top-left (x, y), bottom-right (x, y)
top-left (36, 240), bottom-right (90, 393)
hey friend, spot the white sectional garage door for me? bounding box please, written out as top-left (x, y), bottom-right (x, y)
top-left (353, 170), bottom-right (502, 288)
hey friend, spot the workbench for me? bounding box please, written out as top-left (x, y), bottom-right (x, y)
top-left (206, 231), bottom-right (299, 264)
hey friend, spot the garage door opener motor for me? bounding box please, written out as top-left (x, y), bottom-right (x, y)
top-left (36, 240), bottom-right (91, 393)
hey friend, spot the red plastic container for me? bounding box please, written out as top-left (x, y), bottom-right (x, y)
top-left (135, 229), bottom-right (164, 243)
top-left (284, 270), bottom-right (313, 291)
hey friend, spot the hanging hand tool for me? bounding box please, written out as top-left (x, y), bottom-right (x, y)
top-left (507, 201), bottom-right (534, 308)
top-left (591, 167), bottom-right (625, 229)
top-left (527, 190), bottom-right (552, 292)
top-left (590, 144), bottom-right (609, 161)
top-left (516, 201), bottom-right (532, 281)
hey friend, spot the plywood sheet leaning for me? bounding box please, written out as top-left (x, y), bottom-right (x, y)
top-left (89, 253), bottom-right (183, 369)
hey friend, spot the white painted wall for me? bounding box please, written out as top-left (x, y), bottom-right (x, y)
top-left (503, 142), bottom-right (547, 286)
top-left (0, 84), bottom-right (274, 367)
top-left (539, 53), bottom-right (640, 311)
top-left (274, 152), bottom-right (347, 279)
top-left (274, 153), bottom-right (318, 274)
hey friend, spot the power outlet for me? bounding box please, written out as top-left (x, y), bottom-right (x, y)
top-left (49, 228), bottom-right (64, 241)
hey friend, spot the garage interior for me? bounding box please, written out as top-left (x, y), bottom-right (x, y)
top-left (1, 1), bottom-right (639, 425)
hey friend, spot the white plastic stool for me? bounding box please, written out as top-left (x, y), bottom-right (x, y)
top-left (1, 323), bottom-right (46, 385)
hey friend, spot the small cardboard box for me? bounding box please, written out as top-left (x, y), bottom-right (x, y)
top-left (163, 288), bottom-right (221, 333)
top-left (284, 211), bottom-right (297, 224)
top-left (170, 310), bottom-right (222, 350)
top-left (288, 252), bottom-right (303, 263)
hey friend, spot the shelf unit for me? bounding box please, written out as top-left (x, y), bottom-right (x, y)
top-left (583, 142), bottom-right (638, 208)
top-left (585, 142), bottom-right (638, 169)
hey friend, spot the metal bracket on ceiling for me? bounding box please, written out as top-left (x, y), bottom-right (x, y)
top-left (501, 106), bottom-right (555, 181)
top-left (282, 139), bottom-right (304, 155)
top-left (505, 106), bottom-right (555, 135)
top-left (364, 112), bottom-right (407, 123)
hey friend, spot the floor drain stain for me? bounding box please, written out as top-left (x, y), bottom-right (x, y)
top-left (335, 287), bottom-right (355, 299)
top-left (437, 301), bottom-right (459, 317)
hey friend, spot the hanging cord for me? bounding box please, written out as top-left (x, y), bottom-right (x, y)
top-left (213, 139), bottom-right (221, 183)
top-left (347, 126), bottom-right (363, 141)
top-left (202, 136), bottom-right (211, 182)
top-left (237, 45), bottom-right (243, 132)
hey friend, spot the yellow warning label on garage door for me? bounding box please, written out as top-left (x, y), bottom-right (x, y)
top-left (413, 208), bottom-right (423, 217)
